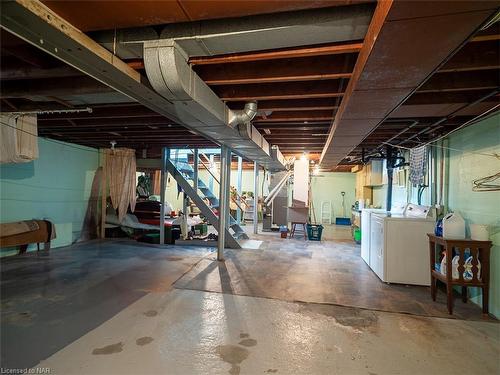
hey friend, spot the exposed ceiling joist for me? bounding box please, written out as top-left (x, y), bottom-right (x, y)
top-left (194, 54), bottom-right (355, 85)
top-left (189, 42), bottom-right (363, 65)
top-left (215, 79), bottom-right (344, 101)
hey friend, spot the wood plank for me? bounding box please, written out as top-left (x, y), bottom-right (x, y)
top-left (321, 0), bottom-right (394, 163)
top-left (228, 98), bottom-right (338, 111)
top-left (189, 42), bottom-right (363, 65)
top-left (439, 40), bottom-right (499, 73)
top-left (418, 70), bottom-right (500, 93)
top-left (470, 34), bottom-right (500, 42)
top-left (195, 54), bottom-right (355, 85)
top-left (0, 75), bottom-right (113, 98)
top-left (214, 79), bottom-right (344, 101)
top-left (255, 110), bottom-right (333, 122)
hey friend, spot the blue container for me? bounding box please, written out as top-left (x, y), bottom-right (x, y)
top-left (307, 224), bottom-right (323, 241)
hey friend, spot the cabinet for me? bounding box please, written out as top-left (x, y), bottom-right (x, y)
top-left (355, 169), bottom-right (372, 202)
top-left (364, 160), bottom-right (383, 186)
top-left (354, 161), bottom-right (382, 201)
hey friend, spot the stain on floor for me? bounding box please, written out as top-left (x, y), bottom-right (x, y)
top-left (298, 303), bottom-right (379, 332)
top-left (238, 338), bottom-right (257, 347)
top-left (2, 311), bottom-right (37, 327)
top-left (143, 310), bottom-right (158, 317)
top-left (216, 344), bottom-right (250, 375)
top-left (266, 369), bottom-right (278, 373)
top-left (239, 333), bottom-right (250, 338)
top-left (136, 336), bottom-right (154, 346)
top-left (91, 342), bottom-right (123, 355)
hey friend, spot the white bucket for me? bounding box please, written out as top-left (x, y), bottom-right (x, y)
top-left (470, 224), bottom-right (489, 241)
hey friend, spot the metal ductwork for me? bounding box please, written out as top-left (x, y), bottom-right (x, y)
top-left (143, 40), bottom-right (285, 170)
top-left (228, 101), bottom-right (258, 128)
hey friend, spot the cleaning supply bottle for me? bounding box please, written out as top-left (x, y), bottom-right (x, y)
top-left (442, 212), bottom-right (466, 239)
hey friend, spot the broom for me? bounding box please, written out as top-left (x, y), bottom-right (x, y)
top-left (335, 191), bottom-right (351, 225)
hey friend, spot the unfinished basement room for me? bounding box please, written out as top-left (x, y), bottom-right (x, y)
top-left (0, 1), bottom-right (499, 374)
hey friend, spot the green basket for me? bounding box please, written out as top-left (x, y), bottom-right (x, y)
top-left (307, 224), bottom-right (323, 241)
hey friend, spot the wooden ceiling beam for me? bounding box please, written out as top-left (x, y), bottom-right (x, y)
top-left (189, 41), bottom-right (363, 65)
top-left (39, 116), bottom-right (170, 126)
top-left (195, 54), bottom-right (355, 85)
top-left (0, 75), bottom-right (113, 98)
top-left (404, 89), bottom-right (498, 105)
top-left (439, 40), bottom-right (499, 73)
top-left (228, 98), bottom-right (338, 112)
top-left (418, 70), bottom-right (499, 93)
top-left (255, 110), bottom-right (333, 122)
top-left (214, 79), bottom-right (344, 101)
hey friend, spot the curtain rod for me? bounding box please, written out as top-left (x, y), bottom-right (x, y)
top-left (2, 107), bottom-right (92, 115)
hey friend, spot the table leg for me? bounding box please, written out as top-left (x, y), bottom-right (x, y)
top-left (461, 286), bottom-right (467, 303)
top-left (431, 276), bottom-right (437, 301)
top-left (446, 283), bottom-right (454, 314)
top-left (482, 286), bottom-right (489, 315)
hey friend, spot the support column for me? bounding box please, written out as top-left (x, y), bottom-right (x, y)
top-left (236, 156), bottom-right (243, 225)
top-left (193, 148), bottom-right (199, 193)
top-left (218, 146), bottom-right (230, 261)
top-left (225, 150), bottom-right (232, 228)
top-left (159, 147), bottom-right (168, 245)
top-left (100, 150), bottom-right (107, 239)
top-left (253, 161), bottom-right (259, 234)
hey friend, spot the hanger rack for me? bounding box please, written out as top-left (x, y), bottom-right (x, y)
top-left (2, 107), bottom-right (92, 116)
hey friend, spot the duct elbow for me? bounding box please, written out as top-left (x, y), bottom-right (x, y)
top-left (228, 101), bottom-right (258, 127)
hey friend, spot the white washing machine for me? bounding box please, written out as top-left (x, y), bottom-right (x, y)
top-left (370, 204), bottom-right (436, 286)
top-left (360, 203), bottom-right (406, 266)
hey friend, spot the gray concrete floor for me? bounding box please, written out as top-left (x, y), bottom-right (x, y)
top-left (1, 233), bottom-right (499, 374)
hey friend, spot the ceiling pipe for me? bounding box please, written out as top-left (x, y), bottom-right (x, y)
top-left (143, 40), bottom-right (285, 170)
top-left (228, 101), bottom-right (258, 128)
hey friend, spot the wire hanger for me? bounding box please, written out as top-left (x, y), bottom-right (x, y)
top-left (472, 171), bottom-right (500, 192)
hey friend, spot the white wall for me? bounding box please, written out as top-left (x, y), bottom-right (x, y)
top-left (310, 172), bottom-right (356, 223)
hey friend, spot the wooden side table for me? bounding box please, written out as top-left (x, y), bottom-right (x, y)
top-left (428, 234), bottom-right (492, 315)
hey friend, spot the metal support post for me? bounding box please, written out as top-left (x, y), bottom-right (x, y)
top-left (159, 147), bottom-right (168, 244)
top-left (253, 161), bottom-right (259, 234)
top-left (217, 146), bottom-right (230, 260)
top-left (193, 148), bottom-right (199, 193)
top-left (236, 156), bottom-right (243, 225)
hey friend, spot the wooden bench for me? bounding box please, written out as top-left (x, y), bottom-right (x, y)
top-left (0, 220), bottom-right (55, 254)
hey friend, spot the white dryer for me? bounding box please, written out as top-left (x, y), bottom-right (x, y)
top-left (370, 204), bottom-right (436, 286)
top-left (360, 208), bottom-right (385, 265)
top-left (360, 203), bottom-right (406, 266)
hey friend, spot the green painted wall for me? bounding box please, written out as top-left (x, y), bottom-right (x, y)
top-left (0, 138), bottom-right (99, 255)
top-left (446, 113), bottom-right (500, 317)
top-left (311, 172), bottom-right (356, 223)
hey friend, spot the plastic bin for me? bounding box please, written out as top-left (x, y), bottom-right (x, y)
top-left (353, 228), bottom-right (361, 244)
top-left (307, 224), bottom-right (323, 241)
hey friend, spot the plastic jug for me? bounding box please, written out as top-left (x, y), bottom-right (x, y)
top-left (442, 212), bottom-right (466, 239)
